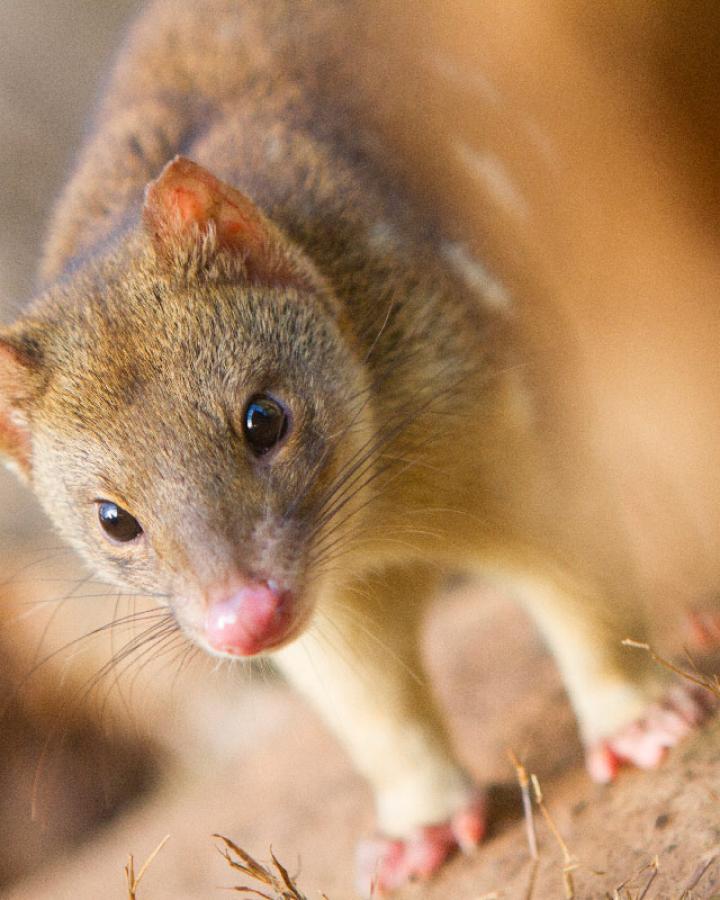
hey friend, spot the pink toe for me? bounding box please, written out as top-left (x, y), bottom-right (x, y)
top-left (652, 707), bottom-right (692, 740)
top-left (452, 793), bottom-right (487, 850)
top-left (617, 733), bottom-right (667, 768)
top-left (405, 825), bottom-right (455, 879)
top-left (355, 792), bottom-right (487, 895)
top-left (355, 837), bottom-right (404, 897)
top-left (586, 742), bottom-right (620, 783)
top-left (587, 680), bottom-right (718, 784)
top-left (610, 715), bottom-right (672, 767)
top-left (667, 688), bottom-right (702, 724)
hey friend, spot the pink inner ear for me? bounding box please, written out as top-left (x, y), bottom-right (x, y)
top-left (0, 341), bottom-right (35, 477)
top-left (144, 156), bottom-right (306, 286)
top-left (169, 185), bottom-right (208, 225)
top-left (145, 157), bottom-right (268, 253)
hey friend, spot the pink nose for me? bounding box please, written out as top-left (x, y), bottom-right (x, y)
top-left (204, 582), bottom-right (293, 656)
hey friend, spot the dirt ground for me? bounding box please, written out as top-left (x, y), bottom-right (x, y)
top-left (1, 3), bottom-right (720, 899)
top-left (2, 563), bottom-right (720, 900)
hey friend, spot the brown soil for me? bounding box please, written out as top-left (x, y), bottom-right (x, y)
top-left (2, 569), bottom-right (719, 900)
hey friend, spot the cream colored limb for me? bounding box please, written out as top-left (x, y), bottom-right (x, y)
top-left (274, 563), bottom-right (473, 837)
top-left (507, 563), bottom-right (665, 743)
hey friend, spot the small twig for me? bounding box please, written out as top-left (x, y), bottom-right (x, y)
top-left (622, 640), bottom-right (720, 697)
top-left (612, 857), bottom-right (658, 900)
top-left (679, 850), bottom-right (719, 898)
top-left (530, 775), bottom-right (571, 865)
top-left (126, 855), bottom-right (134, 898)
top-left (509, 751), bottom-right (578, 899)
top-left (636, 856), bottom-right (658, 900)
top-left (510, 750), bottom-right (575, 900)
top-left (230, 889), bottom-right (275, 899)
top-left (215, 836), bottom-right (312, 900)
top-left (508, 750), bottom-right (538, 861)
top-left (682, 645), bottom-right (720, 696)
top-left (523, 859), bottom-right (540, 900)
top-left (530, 774), bottom-right (576, 899)
top-left (270, 849), bottom-right (300, 897)
top-left (125, 834), bottom-right (170, 899)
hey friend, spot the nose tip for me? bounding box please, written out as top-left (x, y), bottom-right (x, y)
top-left (204, 580), bottom-right (293, 656)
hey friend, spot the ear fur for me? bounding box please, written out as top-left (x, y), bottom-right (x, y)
top-left (143, 156), bottom-right (308, 287)
top-left (0, 336), bottom-right (42, 480)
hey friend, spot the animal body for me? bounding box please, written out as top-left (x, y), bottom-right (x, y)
top-left (0, 1), bottom-right (713, 894)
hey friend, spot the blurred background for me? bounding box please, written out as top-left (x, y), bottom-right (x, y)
top-left (0, 0), bottom-right (145, 886)
top-left (1, 1), bottom-right (720, 897)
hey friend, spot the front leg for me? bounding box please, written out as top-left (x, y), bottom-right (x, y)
top-left (274, 563), bottom-right (484, 896)
top-left (512, 565), bottom-right (717, 782)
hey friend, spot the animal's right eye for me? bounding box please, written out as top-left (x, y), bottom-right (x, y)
top-left (97, 501), bottom-right (143, 543)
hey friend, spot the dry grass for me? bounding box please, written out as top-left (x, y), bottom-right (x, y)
top-left (119, 825), bottom-right (720, 900)
top-left (118, 639), bottom-right (720, 899)
top-left (124, 835), bottom-right (170, 900)
top-left (509, 750), bottom-right (577, 900)
top-left (504, 636), bottom-right (720, 900)
top-left (507, 749), bottom-right (719, 900)
top-left (622, 639), bottom-right (720, 700)
top-left (122, 834), bottom-right (325, 900)
top-left (215, 835), bottom-right (329, 900)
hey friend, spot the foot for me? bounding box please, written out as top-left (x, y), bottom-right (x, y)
top-left (355, 791), bottom-right (486, 897)
top-left (586, 682), bottom-right (717, 783)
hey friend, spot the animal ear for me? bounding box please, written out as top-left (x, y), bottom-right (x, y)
top-left (0, 336), bottom-right (42, 480)
top-left (143, 156), bottom-right (308, 287)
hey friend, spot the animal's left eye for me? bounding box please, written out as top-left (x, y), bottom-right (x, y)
top-left (243, 394), bottom-right (289, 455)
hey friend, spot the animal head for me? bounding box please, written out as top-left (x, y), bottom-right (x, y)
top-left (0, 158), bottom-right (374, 657)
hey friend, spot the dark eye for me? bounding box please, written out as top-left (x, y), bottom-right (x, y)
top-left (243, 394), bottom-right (289, 455)
top-left (97, 501), bottom-right (143, 543)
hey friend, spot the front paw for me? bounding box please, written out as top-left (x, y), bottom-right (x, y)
top-left (585, 681), bottom-right (717, 783)
top-left (355, 790), bottom-right (486, 897)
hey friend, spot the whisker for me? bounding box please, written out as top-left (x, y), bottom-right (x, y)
top-left (321, 598), bottom-right (425, 687)
top-left (98, 623), bottom-right (181, 718)
top-left (77, 618), bottom-right (178, 711)
top-left (28, 611), bottom-right (177, 815)
top-left (0, 548), bottom-right (80, 590)
top-left (308, 368), bottom-right (469, 535)
top-left (2, 608), bottom-right (171, 716)
top-left (28, 573), bottom-right (108, 670)
top-left (308, 446), bottom-right (435, 562)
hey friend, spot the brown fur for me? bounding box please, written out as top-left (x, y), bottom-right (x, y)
top-left (0, 0), bottom-right (677, 890)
